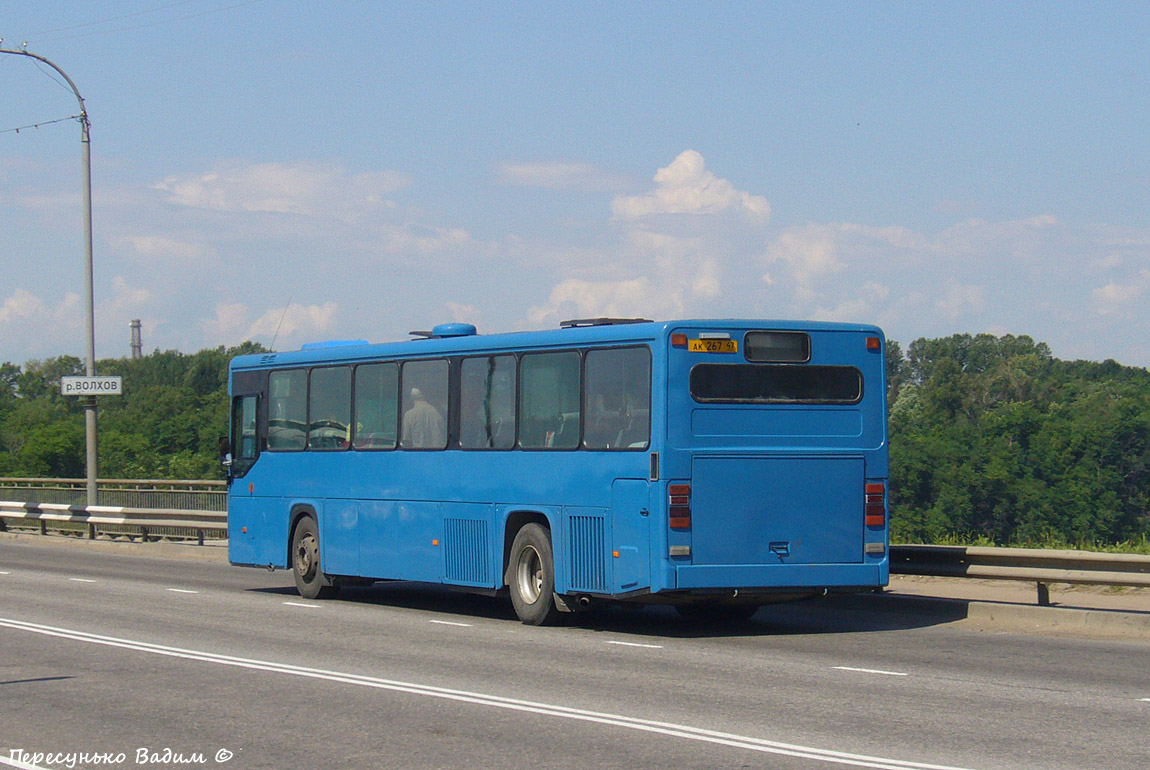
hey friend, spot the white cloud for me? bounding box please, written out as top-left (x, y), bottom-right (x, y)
top-left (202, 303), bottom-right (251, 339)
top-left (246, 302), bottom-right (339, 347)
top-left (527, 277), bottom-right (682, 326)
top-left (496, 161), bottom-right (628, 191)
top-left (935, 283), bottom-right (987, 319)
top-left (115, 234), bottom-right (214, 264)
top-left (611, 150), bottom-right (770, 221)
top-left (0, 289), bottom-right (47, 323)
top-left (153, 161), bottom-right (411, 219)
top-left (1093, 271), bottom-right (1148, 315)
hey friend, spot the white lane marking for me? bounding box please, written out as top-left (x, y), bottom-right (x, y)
top-left (282, 601), bottom-right (321, 608)
top-left (166, 589), bottom-right (200, 594)
top-left (0, 616), bottom-right (974, 770)
top-left (1, 753), bottom-right (56, 770)
top-left (834, 666), bottom-right (909, 678)
top-left (429, 620), bottom-right (472, 627)
top-left (0, 571), bottom-right (10, 575)
top-left (1140, 698), bottom-right (1150, 702)
top-left (68, 578), bottom-right (97, 583)
top-left (607, 640), bottom-right (663, 649)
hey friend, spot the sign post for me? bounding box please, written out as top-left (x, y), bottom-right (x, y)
top-left (2, 46), bottom-right (100, 506)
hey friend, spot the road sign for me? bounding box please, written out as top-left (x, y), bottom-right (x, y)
top-left (61, 376), bottom-right (123, 396)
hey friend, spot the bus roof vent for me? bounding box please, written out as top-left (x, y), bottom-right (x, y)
top-left (560, 317), bottom-right (652, 329)
top-left (300, 340), bottom-right (369, 351)
top-left (410, 323), bottom-right (478, 339)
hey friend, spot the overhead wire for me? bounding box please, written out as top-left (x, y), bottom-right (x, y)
top-left (19, 0), bottom-right (267, 44)
top-left (0, 114), bottom-right (82, 136)
top-left (16, 0), bottom-right (201, 39)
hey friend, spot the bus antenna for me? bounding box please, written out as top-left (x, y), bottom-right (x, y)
top-left (270, 297), bottom-right (292, 350)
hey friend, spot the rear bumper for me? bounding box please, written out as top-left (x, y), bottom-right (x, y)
top-left (672, 561), bottom-right (887, 590)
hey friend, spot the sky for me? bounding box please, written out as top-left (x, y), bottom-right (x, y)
top-left (1, 1), bottom-right (1148, 368)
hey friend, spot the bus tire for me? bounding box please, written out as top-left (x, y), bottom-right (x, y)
top-left (291, 516), bottom-right (339, 600)
top-left (507, 523), bottom-right (560, 626)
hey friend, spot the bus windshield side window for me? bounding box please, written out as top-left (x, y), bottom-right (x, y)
top-left (519, 351), bottom-right (581, 449)
top-left (400, 359), bottom-right (448, 449)
top-left (460, 355), bottom-right (517, 449)
top-left (354, 362), bottom-right (398, 450)
top-left (268, 369), bottom-right (307, 450)
top-left (584, 347), bottom-right (651, 450)
top-left (308, 366), bottom-right (351, 451)
top-left (230, 394), bottom-right (259, 475)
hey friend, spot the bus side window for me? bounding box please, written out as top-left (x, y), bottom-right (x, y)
top-left (519, 351), bottom-right (580, 449)
top-left (267, 369), bottom-right (307, 450)
top-left (308, 366), bottom-right (351, 451)
top-left (584, 347), bottom-right (651, 450)
top-left (353, 362), bottom-right (398, 450)
top-left (400, 359), bottom-right (449, 450)
top-left (460, 355), bottom-right (516, 449)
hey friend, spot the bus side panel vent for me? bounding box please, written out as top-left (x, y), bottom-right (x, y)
top-left (444, 518), bottom-right (490, 585)
top-left (569, 515), bottom-right (607, 592)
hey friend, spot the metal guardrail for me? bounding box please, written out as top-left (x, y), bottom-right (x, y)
top-left (890, 544), bottom-right (1150, 605)
top-left (3, 489), bottom-right (1149, 608)
top-left (0, 477), bottom-right (227, 512)
top-left (0, 500), bottom-right (227, 546)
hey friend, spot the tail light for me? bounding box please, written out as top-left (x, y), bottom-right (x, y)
top-left (669, 483), bottom-right (691, 529)
top-left (865, 482), bottom-right (886, 527)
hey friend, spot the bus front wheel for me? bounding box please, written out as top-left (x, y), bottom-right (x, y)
top-left (291, 516), bottom-right (339, 600)
top-left (507, 523), bottom-right (560, 626)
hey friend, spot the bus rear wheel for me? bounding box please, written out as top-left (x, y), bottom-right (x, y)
top-left (507, 523), bottom-right (560, 626)
top-left (291, 516), bottom-right (339, 600)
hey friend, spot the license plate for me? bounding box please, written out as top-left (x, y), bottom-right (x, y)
top-left (688, 338), bottom-right (738, 354)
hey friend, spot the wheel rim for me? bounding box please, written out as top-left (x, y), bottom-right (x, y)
top-left (295, 532), bottom-right (318, 581)
top-left (515, 545), bottom-right (544, 604)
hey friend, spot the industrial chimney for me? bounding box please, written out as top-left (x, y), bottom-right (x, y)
top-left (130, 319), bottom-right (142, 359)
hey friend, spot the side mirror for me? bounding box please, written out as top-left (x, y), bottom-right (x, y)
top-left (218, 436), bottom-right (232, 466)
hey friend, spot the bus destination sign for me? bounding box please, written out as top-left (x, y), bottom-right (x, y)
top-left (61, 376), bottom-right (123, 396)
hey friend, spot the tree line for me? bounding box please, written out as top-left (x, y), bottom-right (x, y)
top-left (1, 334), bottom-right (1147, 546)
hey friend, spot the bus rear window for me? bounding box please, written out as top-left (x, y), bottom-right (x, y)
top-left (690, 364), bottom-right (862, 404)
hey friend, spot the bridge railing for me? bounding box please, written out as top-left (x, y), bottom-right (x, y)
top-left (0, 477), bottom-right (227, 544)
top-left (0, 477), bottom-right (227, 511)
top-left (889, 544), bottom-right (1150, 605)
top-left (3, 479), bottom-right (1149, 606)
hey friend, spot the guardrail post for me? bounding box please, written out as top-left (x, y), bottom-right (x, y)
top-left (41, 520), bottom-right (48, 536)
top-left (197, 529), bottom-right (205, 547)
top-left (88, 522), bottom-right (96, 540)
top-left (140, 525), bottom-right (149, 543)
top-left (1036, 581), bottom-right (1051, 606)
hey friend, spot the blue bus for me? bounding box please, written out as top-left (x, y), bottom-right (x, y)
top-left (225, 318), bottom-right (889, 624)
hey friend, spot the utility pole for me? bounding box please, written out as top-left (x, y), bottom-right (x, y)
top-left (1, 45), bottom-right (100, 506)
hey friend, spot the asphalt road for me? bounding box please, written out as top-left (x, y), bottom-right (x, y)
top-left (1, 537), bottom-right (1147, 770)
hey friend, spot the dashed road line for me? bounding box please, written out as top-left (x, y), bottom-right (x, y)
top-left (68, 578), bottom-right (97, 583)
top-left (166, 588), bottom-right (199, 594)
top-left (0, 616), bottom-right (978, 770)
top-left (282, 601), bottom-right (321, 608)
top-left (429, 620), bottom-right (472, 627)
top-left (833, 666), bottom-right (909, 677)
top-left (607, 640), bottom-right (664, 649)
